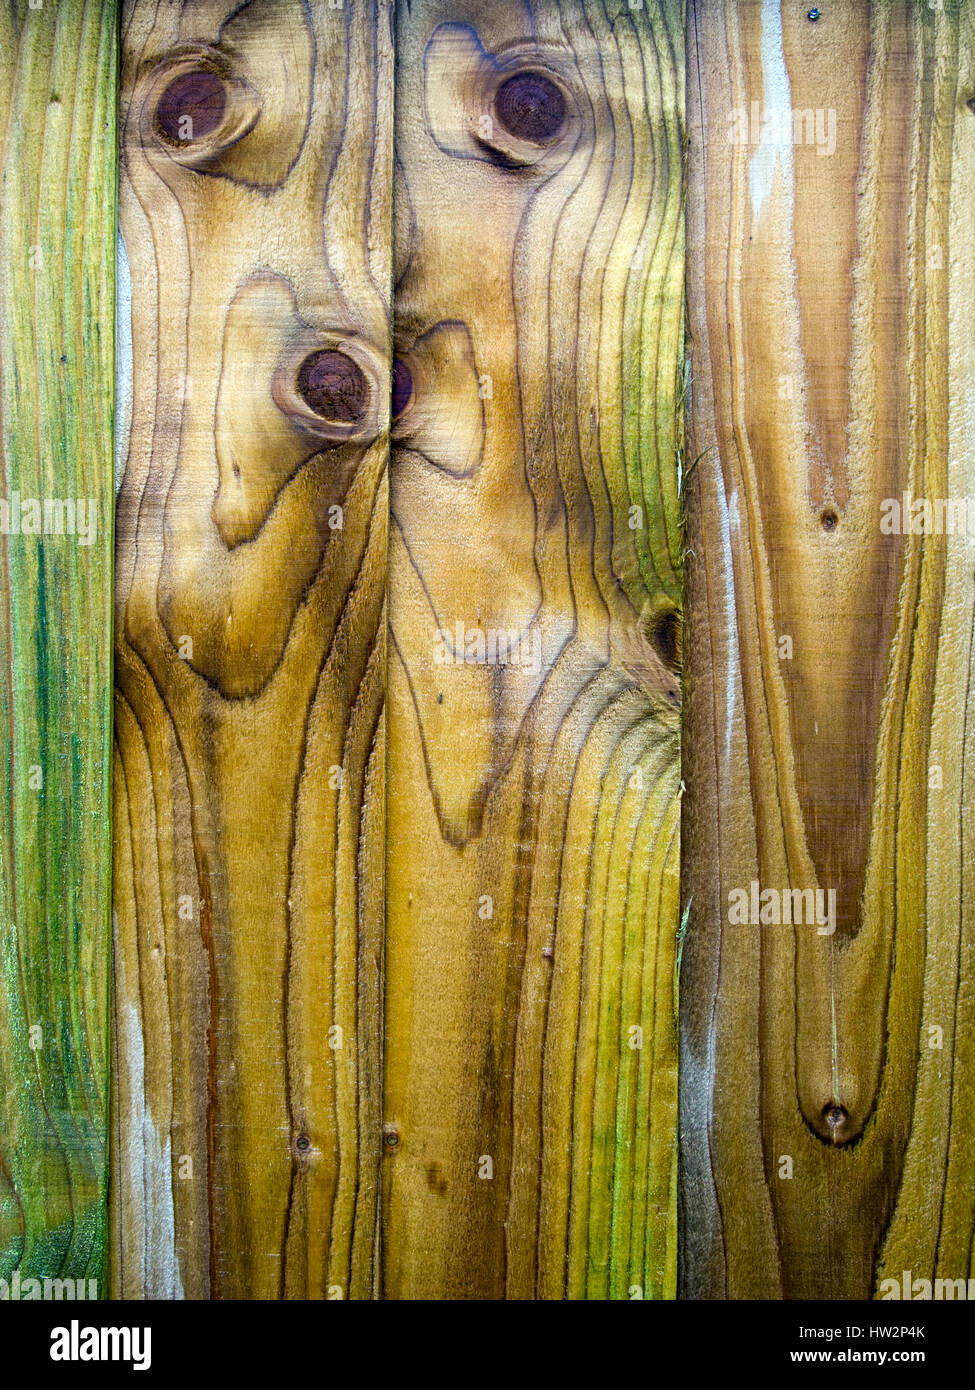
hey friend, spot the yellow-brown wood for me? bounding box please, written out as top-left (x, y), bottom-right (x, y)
top-left (383, 0), bottom-right (684, 1299)
top-left (681, 0), bottom-right (975, 1298)
top-left (111, 0), bottom-right (392, 1299)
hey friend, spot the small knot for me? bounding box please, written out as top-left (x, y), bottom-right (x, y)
top-left (495, 71), bottom-right (566, 143)
top-left (156, 70), bottom-right (226, 144)
top-left (822, 1103), bottom-right (851, 1145)
top-left (649, 607), bottom-right (682, 671)
top-left (297, 350), bottom-right (368, 425)
top-left (820, 507), bottom-right (839, 533)
top-left (392, 358), bottom-right (414, 420)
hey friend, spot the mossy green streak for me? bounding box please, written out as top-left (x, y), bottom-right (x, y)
top-left (0, 0), bottom-right (116, 1288)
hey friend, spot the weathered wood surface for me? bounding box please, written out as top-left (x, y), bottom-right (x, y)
top-left (111, 0), bottom-right (392, 1298)
top-left (681, 0), bottom-right (975, 1298)
top-left (0, 0), bottom-right (117, 1289)
top-left (383, 0), bottom-right (684, 1299)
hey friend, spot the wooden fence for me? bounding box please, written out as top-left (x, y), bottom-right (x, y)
top-left (0, 0), bottom-right (972, 1301)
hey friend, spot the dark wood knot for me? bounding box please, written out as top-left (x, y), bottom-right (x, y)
top-left (650, 607), bottom-right (682, 672)
top-left (297, 350), bottom-right (369, 425)
top-left (822, 1103), bottom-right (851, 1145)
top-left (495, 71), bottom-right (566, 143)
top-left (392, 358), bottom-right (414, 421)
top-left (156, 70), bottom-right (226, 144)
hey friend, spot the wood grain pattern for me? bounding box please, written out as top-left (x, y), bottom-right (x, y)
top-left (681, 0), bottom-right (975, 1299)
top-left (0, 0), bottom-right (116, 1290)
top-left (383, 0), bottom-right (684, 1299)
top-left (111, 0), bottom-right (392, 1299)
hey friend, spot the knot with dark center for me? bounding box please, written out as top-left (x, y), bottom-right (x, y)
top-left (156, 70), bottom-right (226, 144)
top-left (495, 71), bottom-right (566, 143)
top-left (392, 358), bottom-right (414, 420)
top-left (296, 350), bottom-right (368, 425)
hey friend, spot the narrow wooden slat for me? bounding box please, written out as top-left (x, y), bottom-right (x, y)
top-left (384, 0), bottom-right (684, 1299)
top-left (0, 0), bottom-right (117, 1290)
top-left (682, 0), bottom-right (975, 1298)
top-left (111, 0), bottom-right (392, 1299)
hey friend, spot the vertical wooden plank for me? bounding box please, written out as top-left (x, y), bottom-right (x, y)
top-left (111, 0), bottom-right (392, 1298)
top-left (384, 0), bottom-right (684, 1298)
top-left (682, 0), bottom-right (975, 1297)
top-left (0, 0), bottom-right (117, 1290)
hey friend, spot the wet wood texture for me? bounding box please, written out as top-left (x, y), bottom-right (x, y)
top-left (0, 0), bottom-right (116, 1291)
top-left (8, 0), bottom-right (971, 1306)
top-left (112, 0), bottom-right (683, 1304)
top-left (681, 0), bottom-right (975, 1299)
top-left (111, 0), bottom-right (392, 1298)
top-left (384, 0), bottom-right (684, 1299)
